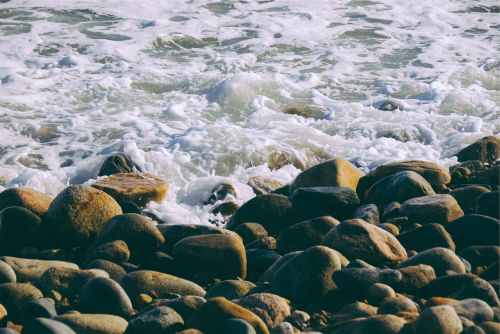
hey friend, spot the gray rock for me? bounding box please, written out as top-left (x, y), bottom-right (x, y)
top-left (455, 136), bottom-right (500, 163)
top-left (353, 204), bottom-right (380, 225)
top-left (397, 247), bottom-right (466, 276)
top-left (377, 296), bottom-right (418, 314)
top-left (86, 240), bottom-right (130, 264)
top-left (128, 306), bottom-right (184, 334)
top-left (0, 261), bottom-right (16, 284)
top-left (395, 265), bottom-right (436, 293)
top-left (450, 298), bottom-right (494, 323)
top-left (53, 313), bottom-right (128, 334)
top-left (146, 295), bottom-right (206, 320)
top-left (449, 278), bottom-right (500, 307)
top-left (330, 302), bottom-right (377, 323)
top-left (221, 318), bottom-right (256, 334)
top-left (158, 224), bottom-right (238, 252)
top-left (415, 305), bottom-right (463, 334)
top-left (21, 318), bottom-right (76, 334)
top-left (0, 257), bottom-right (79, 283)
top-left (328, 314), bottom-right (406, 334)
top-left (397, 223), bottom-right (455, 252)
top-left (450, 185), bottom-right (490, 214)
top-left (459, 246), bottom-right (500, 275)
top-left (98, 153), bottom-right (141, 177)
top-left (333, 267), bottom-right (402, 294)
top-left (476, 191), bottom-right (499, 218)
top-left (86, 259), bottom-right (126, 281)
top-left (258, 251), bottom-right (300, 284)
top-left (248, 176), bottom-right (283, 196)
top-left (24, 298), bottom-right (57, 319)
top-left (80, 277), bottom-right (133, 318)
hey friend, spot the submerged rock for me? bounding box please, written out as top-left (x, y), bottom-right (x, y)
top-left (98, 153), bottom-right (142, 176)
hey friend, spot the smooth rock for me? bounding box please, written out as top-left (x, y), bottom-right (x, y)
top-left (0, 261), bottom-right (16, 284)
top-left (205, 280), bottom-right (255, 300)
top-left (459, 246), bottom-right (500, 275)
top-left (0, 207), bottom-right (42, 256)
top-left (322, 219), bottom-right (407, 266)
top-left (143, 251), bottom-right (175, 274)
top-left (80, 277), bottom-right (133, 318)
top-left (455, 136), bottom-right (500, 163)
top-left (248, 177), bottom-right (283, 196)
top-left (86, 260), bottom-right (126, 281)
top-left (173, 234), bottom-right (246, 279)
top-left (272, 246), bottom-right (341, 306)
top-left (147, 296), bottom-right (205, 320)
top-left (330, 302), bottom-right (377, 323)
top-left (257, 252), bottom-right (300, 284)
top-left (445, 215), bottom-right (500, 251)
top-left (0, 257), bottom-right (79, 283)
top-left (21, 318), bottom-right (76, 334)
top-left (291, 187), bottom-right (360, 220)
top-left (395, 265), bottom-right (436, 293)
top-left (415, 305), bottom-right (463, 334)
top-left (353, 204), bottom-right (380, 225)
top-left (53, 313), bottom-right (128, 334)
top-left (246, 237), bottom-right (276, 250)
top-left (449, 278), bottom-right (500, 307)
top-left (367, 283), bottom-right (395, 305)
top-left (399, 194), bottom-right (464, 224)
top-left (86, 240), bottom-right (130, 265)
top-left (128, 306), bottom-right (184, 334)
top-left (246, 250), bottom-right (281, 282)
top-left (450, 185), bottom-right (490, 214)
top-left (98, 153), bottom-right (141, 177)
top-left (479, 321), bottom-right (500, 334)
top-left (221, 318), bottom-right (257, 334)
top-left (23, 298), bottom-right (57, 319)
top-left (0, 283), bottom-right (42, 322)
top-left (158, 224), bottom-right (238, 252)
top-left (450, 298), bottom-right (494, 323)
top-left (397, 223), bottom-right (455, 252)
top-left (418, 274), bottom-right (478, 299)
top-left (204, 183), bottom-right (236, 205)
top-left (46, 185), bottom-right (122, 248)
top-left (476, 191), bottom-right (499, 218)
top-left (234, 223), bottom-right (269, 245)
top-left (397, 247), bottom-right (466, 276)
top-left (328, 314), bottom-right (406, 334)
top-left (0, 188), bottom-right (52, 217)
top-left (187, 297), bottom-right (269, 334)
top-left (277, 216), bottom-right (338, 254)
top-left (236, 293), bottom-right (291, 329)
top-left (92, 173), bottom-right (168, 207)
top-left (377, 295), bottom-right (418, 314)
top-left (333, 267), bottom-right (402, 294)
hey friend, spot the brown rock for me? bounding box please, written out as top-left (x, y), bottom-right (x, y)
top-left (0, 257), bottom-right (79, 282)
top-left (0, 187), bottom-right (52, 216)
top-left (456, 136), bottom-right (500, 163)
top-left (205, 280), bottom-right (255, 300)
top-left (248, 176), bottom-right (283, 195)
top-left (0, 282), bottom-right (43, 322)
top-left (92, 172), bottom-right (168, 207)
top-left (234, 223), bottom-right (269, 245)
top-left (399, 194), bottom-right (464, 225)
top-left (158, 224), bottom-right (239, 252)
top-left (54, 313), bottom-right (128, 334)
top-left (236, 293), bottom-right (291, 329)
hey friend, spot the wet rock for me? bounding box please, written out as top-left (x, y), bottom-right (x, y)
top-left (0, 261), bottom-right (16, 284)
top-left (86, 240), bottom-right (130, 264)
top-left (211, 201), bottom-right (239, 217)
top-left (92, 172), bottom-right (168, 208)
top-left (204, 183), bottom-right (237, 205)
top-left (445, 214), bottom-right (499, 251)
top-left (415, 305), bottom-right (462, 334)
top-left (86, 259), bottom-right (126, 281)
top-left (46, 185), bottom-right (122, 248)
top-left (455, 136), bottom-right (500, 163)
top-left (397, 247), bottom-right (466, 276)
top-left (459, 246), bottom-right (500, 275)
top-left (234, 223), bottom-right (269, 245)
top-left (367, 283), bottom-right (396, 305)
top-left (450, 185), bottom-right (490, 214)
top-left (0, 188), bottom-right (52, 217)
top-left (272, 246), bottom-right (341, 306)
top-left (449, 278), bottom-right (500, 307)
top-left (0, 257), bottom-right (79, 282)
top-left (91, 213), bottom-right (164, 262)
top-left (128, 306), bottom-right (184, 334)
top-left (205, 280), bottom-right (255, 300)
top-left (0, 283), bottom-right (42, 322)
top-left (119, 271), bottom-right (205, 307)
top-left (53, 313), bottom-right (128, 334)
top-left (322, 219), bottom-right (407, 266)
top-left (353, 204), bottom-right (380, 225)
top-left (377, 295), bottom-right (418, 314)
top-left (479, 322), bottom-right (500, 334)
top-left (333, 267), bottom-right (402, 294)
top-left (147, 295), bottom-right (206, 320)
top-left (397, 223), bottom-right (455, 252)
top-left (23, 298), bottom-right (57, 319)
top-left (248, 177), bottom-right (283, 196)
top-left (173, 234), bottom-right (246, 279)
top-left (246, 237), bottom-right (277, 250)
top-left (450, 298), bottom-right (494, 323)
top-left (98, 153), bottom-right (141, 176)
top-left (21, 318), bottom-right (76, 334)
top-left (159, 225), bottom-right (238, 252)
top-left (327, 314), bottom-right (406, 334)
top-left (80, 277), bottom-right (133, 318)
top-left (476, 191), bottom-right (499, 218)
top-left (399, 194), bottom-right (464, 224)
top-left (290, 158), bottom-right (364, 193)
top-left (187, 297), bottom-right (269, 334)
top-left (246, 250), bottom-right (281, 282)
top-left (395, 265), bottom-right (436, 293)
top-left (0, 207), bottom-right (42, 256)
top-left (365, 171), bottom-right (435, 208)
top-left (277, 216), bottom-right (338, 254)
top-left (291, 186), bottom-right (360, 220)
top-left (237, 293), bottom-right (291, 329)
top-left (221, 318), bottom-right (256, 334)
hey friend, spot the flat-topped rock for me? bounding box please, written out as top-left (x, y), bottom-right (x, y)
top-left (399, 194), bottom-right (464, 225)
top-left (92, 172), bottom-right (168, 207)
top-left (0, 257), bottom-right (78, 282)
top-left (0, 187), bottom-right (53, 217)
top-left (158, 224), bottom-right (238, 252)
top-left (53, 313), bottom-right (128, 334)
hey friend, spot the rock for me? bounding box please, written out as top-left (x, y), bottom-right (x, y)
top-left (53, 313), bottom-right (128, 334)
top-left (455, 136), bottom-right (500, 163)
top-left (35, 267), bottom-right (107, 303)
top-left (291, 187), bottom-right (360, 220)
top-left (187, 297), bottom-right (269, 334)
top-left (418, 274), bottom-right (477, 299)
top-left (205, 280), bottom-right (255, 300)
top-left (479, 322), bottom-right (500, 334)
top-left (0, 261), bottom-right (16, 284)
top-left (119, 271), bottom-right (205, 306)
top-left (80, 277), bottom-right (133, 318)
top-left (0, 257), bottom-right (79, 282)
top-left (476, 191), bottom-right (499, 218)
top-left (367, 283), bottom-right (395, 305)
top-left (399, 194), bottom-right (464, 224)
top-left (0, 329), bottom-right (18, 334)
top-left (86, 260), bottom-right (126, 281)
top-left (246, 250), bottom-right (281, 282)
top-left (449, 278), bottom-right (500, 307)
top-left (127, 306), bottom-right (184, 334)
top-left (327, 314), bottom-right (406, 334)
top-left (353, 204), bottom-right (380, 225)
top-left (272, 246), bottom-right (341, 306)
top-left (395, 265), bottom-right (436, 293)
top-left (236, 293), bottom-right (291, 329)
top-left (173, 234), bottom-right (247, 279)
top-left (397, 223), bottom-right (455, 252)
top-left (445, 214), bottom-right (499, 251)
top-left (0, 188), bottom-right (52, 217)
top-left (91, 214), bottom-right (164, 262)
top-left (92, 173), bottom-right (168, 208)
top-left (450, 298), bottom-right (494, 323)
top-left (290, 310), bottom-right (310, 327)
top-left (0, 283), bottom-right (42, 322)
top-left (290, 158), bottom-right (364, 194)
top-left (333, 267), bottom-right (402, 294)
top-left (211, 202), bottom-right (239, 217)
top-left (450, 185), bottom-right (490, 214)
top-left (459, 246), bottom-right (500, 275)
top-left (158, 224), bottom-right (238, 252)
top-left (277, 216), bottom-right (338, 254)
top-left (322, 219), bottom-right (407, 266)
top-left (23, 298), bottom-right (57, 319)
top-left (365, 171), bottom-right (436, 208)
top-left (147, 296), bottom-right (206, 320)
top-left (98, 153), bottom-right (141, 177)
top-left (357, 160), bottom-right (451, 198)
top-left (0, 207), bottom-right (42, 256)
top-left (246, 237), bottom-right (277, 250)
top-left (248, 177), bottom-right (283, 196)
top-left (271, 322), bottom-right (295, 334)
top-left (397, 247), bottom-right (466, 276)
top-left (381, 202), bottom-right (401, 222)
top-left (234, 223), bottom-right (269, 245)
top-left (415, 305), bottom-right (463, 334)
top-left (204, 183), bottom-right (237, 205)
top-left (257, 252), bottom-right (300, 284)
top-left (377, 295), bottom-right (419, 314)
top-left (379, 223), bottom-right (399, 236)
top-left (221, 318), bottom-right (257, 334)
top-left (143, 251), bottom-right (175, 274)
top-left (21, 318), bottom-right (77, 334)
top-left (86, 240), bottom-right (130, 264)
top-left (46, 185), bottom-right (122, 248)
top-left (330, 302), bottom-right (377, 323)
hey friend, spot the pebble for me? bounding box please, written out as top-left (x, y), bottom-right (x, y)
top-left (455, 136), bottom-right (500, 163)
top-left (85, 240), bottom-right (130, 265)
top-left (158, 224), bottom-right (239, 252)
top-left (221, 318), bottom-right (257, 334)
top-left (367, 283), bottom-right (395, 305)
top-left (475, 191), bottom-right (499, 218)
top-left (450, 185), bottom-right (490, 214)
top-left (23, 298), bottom-right (57, 319)
top-left (0, 257), bottom-right (79, 283)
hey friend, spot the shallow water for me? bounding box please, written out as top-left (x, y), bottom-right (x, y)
top-left (0, 0), bottom-right (498, 224)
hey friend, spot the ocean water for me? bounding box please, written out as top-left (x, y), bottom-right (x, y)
top-left (0, 0), bottom-right (498, 224)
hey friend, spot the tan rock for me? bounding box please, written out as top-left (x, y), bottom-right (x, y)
top-left (92, 172), bottom-right (168, 207)
top-left (0, 283), bottom-right (43, 322)
top-left (54, 313), bottom-right (128, 334)
top-left (0, 257), bottom-right (79, 282)
top-left (0, 187), bottom-right (52, 216)
top-left (237, 293), bottom-right (291, 329)
top-left (399, 194), bottom-right (464, 225)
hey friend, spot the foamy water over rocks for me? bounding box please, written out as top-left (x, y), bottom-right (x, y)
top-left (0, 0), bottom-right (498, 223)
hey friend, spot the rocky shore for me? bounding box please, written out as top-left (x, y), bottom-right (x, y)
top-left (0, 135), bottom-right (498, 334)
